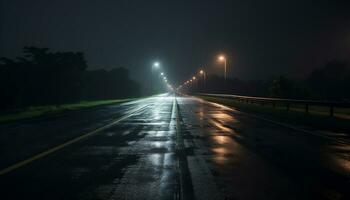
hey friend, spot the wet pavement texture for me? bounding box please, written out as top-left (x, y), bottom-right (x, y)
top-left (0, 93), bottom-right (349, 200)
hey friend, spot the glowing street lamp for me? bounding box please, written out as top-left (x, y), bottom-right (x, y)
top-left (199, 69), bottom-right (206, 89)
top-left (153, 62), bottom-right (160, 68)
top-left (199, 69), bottom-right (205, 79)
top-left (218, 55), bottom-right (227, 80)
top-left (151, 61), bottom-right (160, 94)
top-left (192, 76), bottom-right (196, 80)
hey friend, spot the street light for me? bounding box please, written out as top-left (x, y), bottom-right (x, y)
top-left (153, 62), bottom-right (160, 68)
top-left (160, 72), bottom-right (164, 76)
top-left (199, 69), bottom-right (206, 90)
top-left (151, 61), bottom-right (160, 94)
top-left (218, 55), bottom-right (227, 80)
top-left (192, 76), bottom-right (198, 90)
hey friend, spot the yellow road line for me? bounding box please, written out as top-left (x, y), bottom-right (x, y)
top-left (0, 105), bottom-right (148, 176)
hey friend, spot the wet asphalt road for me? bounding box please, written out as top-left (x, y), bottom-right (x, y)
top-left (0, 93), bottom-right (349, 200)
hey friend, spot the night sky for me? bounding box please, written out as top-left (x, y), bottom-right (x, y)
top-left (1, 0), bottom-right (350, 86)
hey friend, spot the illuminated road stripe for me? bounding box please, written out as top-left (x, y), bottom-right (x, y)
top-left (172, 95), bottom-right (182, 200)
top-left (174, 95), bottom-right (185, 200)
top-left (0, 105), bottom-right (149, 176)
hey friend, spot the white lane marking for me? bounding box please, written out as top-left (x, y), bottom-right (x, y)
top-left (175, 96), bottom-right (224, 200)
top-left (0, 104), bottom-right (149, 176)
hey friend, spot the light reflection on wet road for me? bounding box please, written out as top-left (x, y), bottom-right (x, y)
top-left (0, 93), bottom-right (349, 200)
top-left (178, 96), bottom-right (350, 200)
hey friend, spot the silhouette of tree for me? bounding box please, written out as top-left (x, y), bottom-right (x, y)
top-left (0, 46), bottom-right (140, 111)
top-left (185, 60), bottom-right (349, 101)
top-left (307, 61), bottom-right (350, 100)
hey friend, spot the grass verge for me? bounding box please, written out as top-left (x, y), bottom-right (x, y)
top-left (0, 98), bottom-right (135, 124)
top-left (197, 95), bottom-right (350, 133)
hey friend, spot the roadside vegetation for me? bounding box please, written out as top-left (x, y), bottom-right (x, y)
top-left (0, 46), bottom-right (147, 123)
top-left (189, 61), bottom-right (350, 132)
top-left (0, 47), bottom-right (141, 111)
top-left (192, 61), bottom-right (350, 102)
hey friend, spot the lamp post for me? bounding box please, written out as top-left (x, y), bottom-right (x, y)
top-left (199, 69), bottom-right (206, 91)
top-left (218, 55), bottom-right (227, 80)
top-left (192, 76), bottom-right (197, 91)
top-left (151, 62), bottom-right (160, 94)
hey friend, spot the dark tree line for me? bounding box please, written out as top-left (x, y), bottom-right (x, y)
top-left (190, 61), bottom-right (350, 101)
top-left (0, 47), bottom-right (140, 111)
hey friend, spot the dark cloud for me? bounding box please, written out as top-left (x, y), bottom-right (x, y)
top-left (1, 0), bottom-right (350, 85)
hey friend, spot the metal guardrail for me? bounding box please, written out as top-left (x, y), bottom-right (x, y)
top-left (198, 93), bottom-right (350, 117)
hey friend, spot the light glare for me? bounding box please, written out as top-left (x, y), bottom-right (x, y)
top-left (218, 55), bottom-right (225, 61)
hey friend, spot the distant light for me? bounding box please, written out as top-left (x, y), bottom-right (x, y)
top-left (160, 72), bottom-right (164, 76)
top-left (199, 70), bottom-right (204, 74)
top-left (218, 55), bottom-right (225, 61)
top-left (192, 76), bottom-right (196, 80)
top-left (153, 62), bottom-right (160, 69)
top-left (163, 77), bottom-right (167, 80)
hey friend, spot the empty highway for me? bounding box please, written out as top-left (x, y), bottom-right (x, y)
top-left (0, 93), bottom-right (349, 200)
